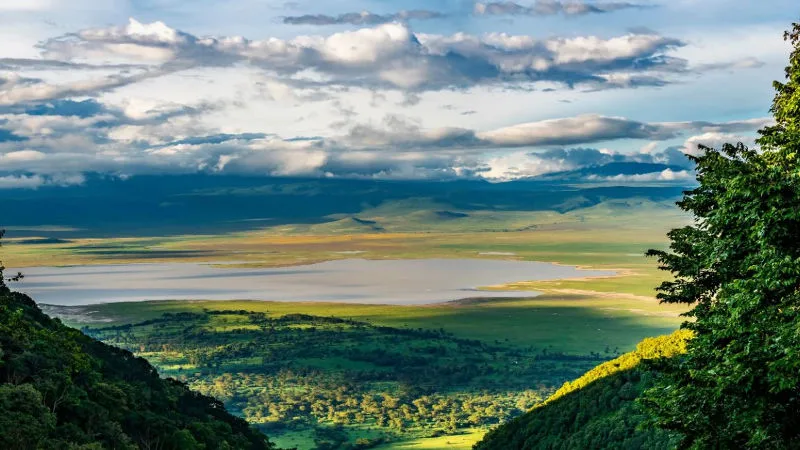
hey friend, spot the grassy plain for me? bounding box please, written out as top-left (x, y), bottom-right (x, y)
top-left (375, 429), bottom-right (485, 449)
top-left (54, 291), bottom-right (683, 355)
top-left (4, 198), bottom-right (684, 270)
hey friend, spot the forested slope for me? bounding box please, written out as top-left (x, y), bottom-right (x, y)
top-left (474, 330), bottom-right (691, 450)
top-left (0, 277), bottom-right (274, 449)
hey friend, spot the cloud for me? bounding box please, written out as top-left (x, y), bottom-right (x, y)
top-left (0, 18), bottom-right (761, 106)
top-left (479, 151), bottom-right (573, 179)
top-left (588, 168), bottom-right (694, 182)
top-left (0, 173), bottom-right (85, 189)
top-left (0, 90), bottom-right (768, 183)
top-left (473, 1), bottom-right (649, 16)
top-left (449, 147), bottom-right (695, 182)
top-left (29, 19), bottom-right (687, 95)
top-left (333, 114), bottom-right (771, 150)
top-left (670, 118), bottom-right (773, 134)
top-left (0, 0), bottom-right (58, 12)
top-left (0, 150), bottom-right (46, 161)
top-left (678, 131), bottom-right (758, 155)
top-left (283, 10), bottom-right (447, 26)
top-left (0, 57), bottom-right (144, 71)
top-left (476, 115), bottom-right (677, 146)
top-left (0, 67), bottom-right (174, 106)
top-left (468, 145), bottom-right (695, 181)
top-left (282, 1), bottom-right (648, 26)
top-left (695, 57), bottom-right (765, 71)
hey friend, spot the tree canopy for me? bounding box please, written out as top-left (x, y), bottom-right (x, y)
top-left (641, 22), bottom-right (800, 449)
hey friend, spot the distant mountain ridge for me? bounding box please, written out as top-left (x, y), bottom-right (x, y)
top-left (2, 173), bottom-right (691, 237)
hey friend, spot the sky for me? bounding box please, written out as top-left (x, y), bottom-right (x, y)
top-left (0, 0), bottom-right (796, 187)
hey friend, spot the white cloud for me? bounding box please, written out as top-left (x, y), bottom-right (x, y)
top-left (29, 19), bottom-right (688, 95)
top-left (480, 151), bottom-right (572, 180)
top-left (1, 149), bottom-right (46, 161)
top-left (0, 174), bottom-right (44, 188)
top-left (680, 131), bottom-right (756, 155)
top-left (589, 168), bottom-right (694, 182)
top-left (0, 173), bottom-right (84, 189)
top-left (473, 1), bottom-right (647, 17)
top-left (0, 0), bottom-right (58, 12)
top-left (476, 114), bottom-right (676, 146)
top-left (0, 68), bottom-right (172, 106)
top-left (0, 99), bottom-right (770, 181)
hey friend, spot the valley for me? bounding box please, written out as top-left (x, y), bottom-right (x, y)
top-left (2, 175), bottom-right (691, 449)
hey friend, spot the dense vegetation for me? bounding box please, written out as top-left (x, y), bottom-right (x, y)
top-left (0, 233), bottom-right (274, 450)
top-left (641, 23), bottom-right (800, 449)
top-left (474, 331), bottom-right (690, 450)
top-left (81, 309), bottom-right (615, 449)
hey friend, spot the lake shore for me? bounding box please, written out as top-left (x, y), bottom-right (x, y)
top-left (16, 258), bottom-right (615, 306)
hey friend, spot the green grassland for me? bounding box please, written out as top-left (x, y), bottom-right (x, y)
top-left (50, 291), bottom-right (683, 355)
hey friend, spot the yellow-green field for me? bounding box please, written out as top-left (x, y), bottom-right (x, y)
top-left (375, 429), bottom-right (485, 449)
top-left (56, 288), bottom-right (684, 354)
top-left (4, 197), bottom-right (686, 270)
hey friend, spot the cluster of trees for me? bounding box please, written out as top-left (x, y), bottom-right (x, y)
top-left (85, 308), bottom-right (607, 445)
top-left (234, 376), bottom-right (542, 432)
top-left (0, 235), bottom-right (275, 449)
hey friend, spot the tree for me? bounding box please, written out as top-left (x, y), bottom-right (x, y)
top-left (641, 23), bottom-right (800, 449)
top-left (0, 384), bottom-right (56, 450)
top-left (0, 230), bottom-right (23, 289)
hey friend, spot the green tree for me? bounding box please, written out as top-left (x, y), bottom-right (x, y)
top-left (642, 23), bottom-right (800, 449)
top-left (0, 230), bottom-right (23, 289)
top-left (0, 384), bottom-right (57, 450)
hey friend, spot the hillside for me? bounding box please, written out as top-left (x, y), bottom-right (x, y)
top-left (474, 330), bottom-right (692, 450)
top-left (0, 281), bottom-right (274, 449)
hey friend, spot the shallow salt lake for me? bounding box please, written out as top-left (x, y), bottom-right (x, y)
top-left (14, 259), bottom-right (615, 306)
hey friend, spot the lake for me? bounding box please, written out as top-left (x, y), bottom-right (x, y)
top-left (13, 259), bottom-right (615, 306)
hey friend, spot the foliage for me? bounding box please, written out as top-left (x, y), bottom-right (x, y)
top-left (0, 232), bottom-right (274, 449)
top-left (641, 23), bottom-right (800, 449)
top-left (474, 330), bottom-right (690, 450)
top-left (543, 330), bottom-right (692, 407)
top-left (82, 309), bottom-right (613, 448)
